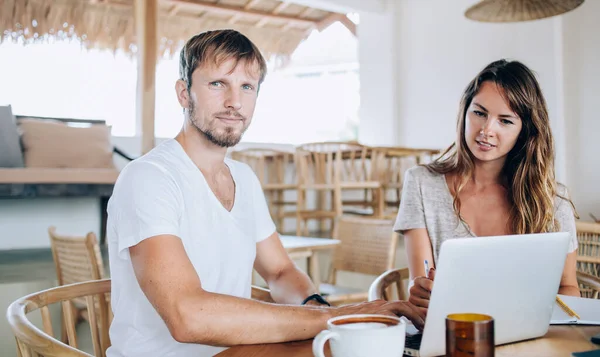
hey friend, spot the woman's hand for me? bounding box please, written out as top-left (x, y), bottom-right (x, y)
top-left (408, 268), bottom-right (436, 321)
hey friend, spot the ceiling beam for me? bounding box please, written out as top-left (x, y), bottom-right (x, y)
top-left (228, 13), bottom-right (242, 24)
top-left (244, 0), bottom-right (262, 10)
top-left (316, 12), bottom-right (342, 31)
top-left (282, 7), bottom-right (313, 31)
top-left (338, 14), bottom-right (356, 36)
top-left (255, 1), bottom-right (290, 27)
top-left (255, 17), bottom-right (270, 28)
top-left (168, 4), bottom-right (179, 16)
top-left (168, 0), bottom-right (316, 26)
top-left (282, 0), bottom-right (385, 14)
top-left (272, 2), bottom-right (291, 14)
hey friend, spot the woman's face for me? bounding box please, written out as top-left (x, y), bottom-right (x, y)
top-left (465, 81), bottom-right (523, 164)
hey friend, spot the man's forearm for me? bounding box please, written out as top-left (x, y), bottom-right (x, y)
top-left (267, 265), bottom-right (319, 305)
top-left (175, 291), bottom-right (330, 346)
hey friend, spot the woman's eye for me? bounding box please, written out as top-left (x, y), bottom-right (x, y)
top-left (501, 119), bottom-right (514, 125)
top-left (474, 110), bottom-right (486, 117)
top-left (210, 81), bottom-right (223, 87)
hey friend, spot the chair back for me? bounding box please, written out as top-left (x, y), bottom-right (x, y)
top-left (49, 227), bottom-right (105, 286)
top-left (49, 226), bottom-right (107, 323)
top-left (8, 279), bottom-right (112, 357)
top-left (577, 271), bottom-right (600, 299)
top-left (329, 216), bottom-right (399, 283)
top-left (296, 142), bottom-right (375, 186)
top-left (230, 148), bottom-right (296, 189)
top-left (575, 221), bottom-right (600, 278)
top-left (371, 148), bottom-right (418, 212)
top-left (368, 268), bottom-right (410, 301)
top-left (7, 279), bottom-right (276, 357)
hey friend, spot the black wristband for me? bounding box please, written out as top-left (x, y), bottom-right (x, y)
top-left (301, 294), bottom-right (331, 306)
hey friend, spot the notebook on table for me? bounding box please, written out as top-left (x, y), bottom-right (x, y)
top-left (551, 294), bottom-right (600, 325)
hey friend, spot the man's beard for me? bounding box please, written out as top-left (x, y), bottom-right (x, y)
top-left (188, 100), bottom-right (246, 148)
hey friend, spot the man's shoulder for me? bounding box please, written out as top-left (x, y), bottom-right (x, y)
top-left (119, 141), bottom-right (181, 180)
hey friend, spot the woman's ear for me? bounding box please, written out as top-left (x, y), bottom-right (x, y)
top-left (175, 79), bottom-right (190, 109)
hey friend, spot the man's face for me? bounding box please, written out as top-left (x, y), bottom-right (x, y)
top-left (182, 58), bottom-right (260, 147)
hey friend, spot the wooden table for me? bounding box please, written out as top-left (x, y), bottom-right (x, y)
top-left (280, 235), bottom-right (340, 288)
top-left (217, 325), bottom-right (600, 356)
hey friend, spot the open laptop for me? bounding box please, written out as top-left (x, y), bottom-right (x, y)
top-left (404, 232), bottom-right (570, 357)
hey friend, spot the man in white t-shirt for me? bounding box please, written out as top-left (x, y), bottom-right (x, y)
top-left (106, 29), bottom-right (424, 357)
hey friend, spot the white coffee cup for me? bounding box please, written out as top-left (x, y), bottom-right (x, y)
top-left (312, 314), bottom-right (406, 357)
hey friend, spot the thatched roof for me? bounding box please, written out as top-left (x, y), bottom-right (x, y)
top-left (0, 0), bottom-right (356, 59)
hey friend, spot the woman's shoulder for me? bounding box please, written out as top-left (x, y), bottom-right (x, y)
top-left (406, 165), bottom-right (444, 178)
top-left (553, 183), bottom-right (575, 212)
top-left (405, 165), bottom-right (445, 183)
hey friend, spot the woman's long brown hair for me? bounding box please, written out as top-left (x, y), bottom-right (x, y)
top-left (427, 59), bottom-right (576, 234)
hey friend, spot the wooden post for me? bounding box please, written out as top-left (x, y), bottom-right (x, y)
top-left (135, 0), bottom-right (158, 154)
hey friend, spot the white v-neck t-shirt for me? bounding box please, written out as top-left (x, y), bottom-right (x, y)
top-left (106, 139), bottom-right (276, 357)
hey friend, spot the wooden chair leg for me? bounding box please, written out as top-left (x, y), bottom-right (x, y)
top-left (318, 191), bottom-right (327, 234)
top-left (276, 190), bottom-right (284, 232)
top-left (60, 306), bottom-right (68, 344)
top-left (296, 188), bottom-right (304, 236)
top-left (375, 187), bottom-right (385, 218)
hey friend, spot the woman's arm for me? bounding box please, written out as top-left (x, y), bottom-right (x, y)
top-left (405, 228), bottom-right (435, 279)
top-left (404, 228), bottom-right (436, 318)
top-left (558, 251), bottom-right (580, 296)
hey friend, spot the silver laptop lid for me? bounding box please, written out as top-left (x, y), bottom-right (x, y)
top-left (418, 232), bottom-right (570, 357)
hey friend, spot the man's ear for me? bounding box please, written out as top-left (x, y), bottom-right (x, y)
top-left (175, 79), bottom-right (190, 109)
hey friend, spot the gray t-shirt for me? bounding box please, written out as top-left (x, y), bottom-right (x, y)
top-left (393, 165), bottom-right (578, 264)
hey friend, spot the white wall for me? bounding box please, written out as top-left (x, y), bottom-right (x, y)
top-left (560, 0), bottom-right (600, 219)
top-left (357, 9), bottom-right (399, 146)
top-left (391, 0), bottom-right (559, 149)
top-left (0, 198), bottom-right (100, 250)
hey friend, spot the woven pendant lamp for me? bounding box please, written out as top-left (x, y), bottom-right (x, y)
top-left (465, 0), bottom-right (584, 23)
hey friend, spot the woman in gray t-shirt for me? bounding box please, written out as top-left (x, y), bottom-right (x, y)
top-left (394, 60), bottom-right (580, 316)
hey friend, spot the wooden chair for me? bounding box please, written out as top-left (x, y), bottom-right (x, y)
top-left (367, 268), bottom-right (410, 302)
top-left (48, 226), bottom-right (109, 345)
top-left (371, 146), bottom-right (441, 219)
top-left (231, 148), bottom-right (297, 233)
top-left (7, 279), bottom-right (276, 357)
top-left (371, 148), bottom-right (417, 218)
top-left (577, 271), bottom-right (600, 299)
top-left (575, 221), bottom-right (600, 278)
top-left (295, 142), bottom-right (384, 236)
top-left (251, 285), bottom-right (276, 303)
top-left (320, 216), bottom-right (399, 306)
top-left (8, 279), bottom-right (112, 357)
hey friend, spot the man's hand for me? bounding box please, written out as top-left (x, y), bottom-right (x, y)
top-left (331, 300), bottom-right (425, 330)
top-left (409, 268), bottom-right (436, 319)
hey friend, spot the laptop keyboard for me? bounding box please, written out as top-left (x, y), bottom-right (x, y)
top-left (405, 333), bottom-right (423, 350)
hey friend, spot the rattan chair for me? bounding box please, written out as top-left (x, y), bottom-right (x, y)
top-left (8, 279), bottom-right (112, 357)
top-left (48, 227), bottom-right (109, 345)
top-left (7, 279), bottom-right (275, 357)
top-left (295, 142), bottom-right (385, 236)
top-left (367, 268), bottom-right (410, 302)
top-left (575, 221), bottom-right (600, 278)
top-left (577, 271), bottom-right (600, 299)
top-left (320, 216), bottom-right (399, 305)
